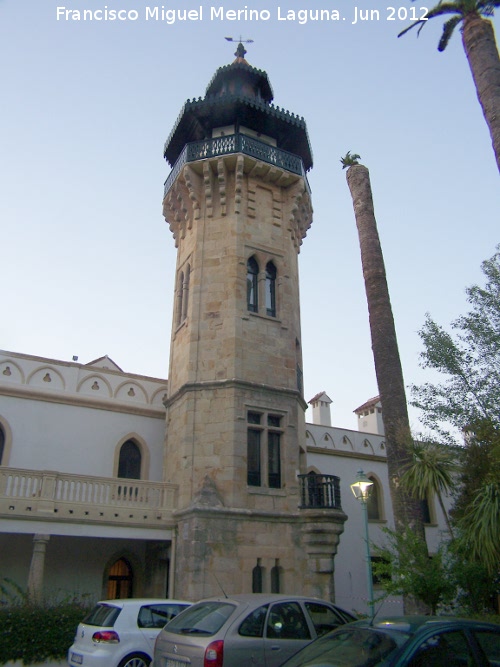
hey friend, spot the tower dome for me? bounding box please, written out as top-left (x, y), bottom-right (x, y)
top-left (163, 44), bottom-right (313, 171)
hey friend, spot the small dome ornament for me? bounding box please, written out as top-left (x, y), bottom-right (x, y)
top-left (224, 36), bottom-right (254, 61)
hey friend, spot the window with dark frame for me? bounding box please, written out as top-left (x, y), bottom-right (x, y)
top-left (252, 559), bottom-right (263, 593)
top-left (247, 428), bottom-right (261, 486)
top-left (367, 476), bottom-right (381, 520)
top-left (247, 411), bottom-right (282, 489)
top-left (118, 440), bottom-right (141, 479)
top-left (265, 261), bottom-right (276, 317)
top-left (247, 257), bottom-right (259, 313)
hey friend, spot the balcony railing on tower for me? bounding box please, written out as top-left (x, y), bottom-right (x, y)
top-left (298, 473), bottom-right (342, 510)
top-left (164, 133), bottom-right (311, 198)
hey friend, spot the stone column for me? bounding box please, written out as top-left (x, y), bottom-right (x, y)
top-left (27, 534), bottom-right (50, 603)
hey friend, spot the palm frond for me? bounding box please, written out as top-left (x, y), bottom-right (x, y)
top-left (340, 151), bottom-right (361, 169)
top-left (398, 3), bottom-right (465, 39)
top-left (477, 0), bottom-right (500, 15)
top-left (439, 15), bottom-right (464, 50)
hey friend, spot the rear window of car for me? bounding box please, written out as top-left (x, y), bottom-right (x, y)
top-left (304, 602), bottom-right (347, 637)
top-left (283, 627), bottom-right (400, 667)
top-left (138, 603), bottom-right (190, 629)
top-left (165, 601), bottom-right (236, 636)
top-left (83, 603), bottom-right (121, 627)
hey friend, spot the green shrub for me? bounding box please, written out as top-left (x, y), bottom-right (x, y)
top-left (0, 602), bottom-right (90, 665)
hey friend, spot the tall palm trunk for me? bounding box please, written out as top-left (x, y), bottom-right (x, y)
top-left (346, 164), bottom-right (425, 536)
top-left (462, 14), bottom-right (500, 172)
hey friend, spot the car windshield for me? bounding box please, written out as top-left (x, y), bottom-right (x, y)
top-left (83, 603), bottom-right (121, 627)
top-left (165, 601), bottom-right (235, 636)
top-left (282, 626), bottom-right (405, 667)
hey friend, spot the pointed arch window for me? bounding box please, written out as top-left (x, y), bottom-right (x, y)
top-left (182, 264), bottom-right (190, 321)
top-left (252, 559), bottom-right (263, 593)
top-left (247, 257), bottom-right (259, 313)
top-left (271, 560), bottom-right (282, 593)
top-left (367, 476), bottom-right (382, 520)
top-left (118, 440), bottom-right (141, 480)
top-left (176, 264), bottom-right (190, 326)
top-left (175, 270), bottom-right (184, 326)
top-left (265, 261), bottom-right (276, 317)
top-left (0, 426), bottom-right (4, 465)
top-left (107, 558), bottom-right (133, 599)
top-left (421, 495), bottom-right (433, 524)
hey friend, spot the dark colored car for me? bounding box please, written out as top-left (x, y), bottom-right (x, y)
top-left (152, 593), bottom-right (356, 667)
top-left (280, 615), bottom-right (500, 667)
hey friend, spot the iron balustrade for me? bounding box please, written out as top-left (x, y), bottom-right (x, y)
top-left (164, 133), bottom-right (310, 197)
top-left (298, 473), bottom-right (342, 510)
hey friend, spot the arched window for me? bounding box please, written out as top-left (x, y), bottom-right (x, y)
top-left (107, 558), bottom-right (133, 599)
top-left (271, 560), bottom-right (282, 593)
top-left (421, 495), bottom-right (433, 524)
top-left (265, 261), bottom-right (276, 317)
top-left (0, 426), bottom-right (4, 465)
top-left (367, 476), bottom-right (382, 520)
top-left (175, 270), bottom-right (184, 326)
top-left (252, 559), bottom-right (263, 593)
top-left (118, 440), bottom-right (141, 479)
top-left (247, 257), bottom-right (259, 313)
top-left (182, 264), bottom-right (190, 321)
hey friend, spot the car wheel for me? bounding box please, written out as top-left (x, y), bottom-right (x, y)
top-left (118, 654), bottom-right (151, 667)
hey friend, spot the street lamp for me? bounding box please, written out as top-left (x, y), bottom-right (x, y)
top-left (350, 469), bottom-right (375, 620)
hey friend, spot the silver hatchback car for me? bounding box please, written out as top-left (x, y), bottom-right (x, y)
top-left (152, 594), bottom-right (355, 667)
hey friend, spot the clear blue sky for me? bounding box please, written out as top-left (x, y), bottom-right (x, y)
top-left (1, 0), bottom-right (499, 432)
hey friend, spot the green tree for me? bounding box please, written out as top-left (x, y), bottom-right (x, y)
top-left (399, 0), bottom-right (500, 172)
top-left (402, 440), bottom-right (458, 536)
top-left (372, 527), bottom-right (455, 614)
top-left (342, 155), bottom-right (425, 538)
top-left (456, 480), bottom-right (500, 575)
top-left (411, 246), bottom-right (500, 439)
top-left (412, 246), bottom-right (500, 589)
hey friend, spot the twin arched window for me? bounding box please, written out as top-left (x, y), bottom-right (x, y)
top-left (247, 256), bottom-right (277, 317)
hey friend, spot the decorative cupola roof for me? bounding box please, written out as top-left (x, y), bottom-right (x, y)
top-left (164, 44), bottom-right (313, 171)
top-left (205, 42), bottom-right (274, 102)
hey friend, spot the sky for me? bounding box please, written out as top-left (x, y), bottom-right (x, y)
top-left (1, 0), bottom-right (499, 432)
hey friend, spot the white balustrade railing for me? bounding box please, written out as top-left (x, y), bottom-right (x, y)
top-left (0, 467), bottom-right (178, 522)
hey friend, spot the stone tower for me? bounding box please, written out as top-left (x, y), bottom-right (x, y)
top-left (162, 44), bottom-right (346, 601)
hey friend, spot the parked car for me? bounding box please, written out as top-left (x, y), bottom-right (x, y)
top-left (68, 598), bottom-right (192, 667)
top-left (279, 616), bottom-right (500, 667)
top-left (152, 593), bottom-right (356, 667)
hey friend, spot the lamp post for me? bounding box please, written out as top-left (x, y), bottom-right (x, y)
top-left (350, 469), bottom-right (375, 621)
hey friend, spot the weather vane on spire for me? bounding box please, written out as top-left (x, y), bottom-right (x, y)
top-left (225, 36), bottom-right (254, 59)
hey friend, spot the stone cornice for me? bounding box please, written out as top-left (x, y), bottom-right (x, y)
top-left (307, 446), bottom-right (387, 462)
top-left (164, 377), bottom-right (308, 412)
top-left (0, 384), bottom-right (166, 419)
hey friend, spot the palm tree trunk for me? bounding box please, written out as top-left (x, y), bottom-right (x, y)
top-left (462, 14), bottom-right (500, 173)
top-left (346, 164), bottom-right (425, 536)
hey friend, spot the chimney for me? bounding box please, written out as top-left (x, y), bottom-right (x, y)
top-left (308, 392), bottom-right (332, 426)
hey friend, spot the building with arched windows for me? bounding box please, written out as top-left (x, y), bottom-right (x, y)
top-left (0, 44), bottom-right (451, 615)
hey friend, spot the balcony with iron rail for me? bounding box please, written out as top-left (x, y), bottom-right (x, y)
top-left (298, 473), bottom-right (342, 510)
top-left (164, 133), bottom-right (311, 198)
top-left (0, 467), bottom-right (178, 529)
